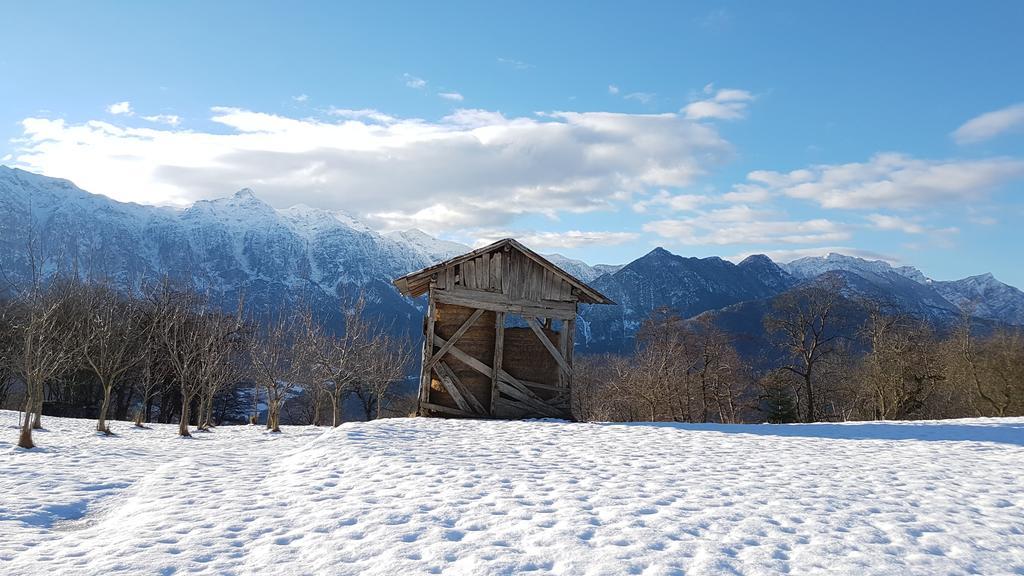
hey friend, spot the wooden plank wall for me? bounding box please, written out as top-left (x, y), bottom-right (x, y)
top-left (427, 302), bottom-right (497, 413)
top-left (435, 249), bottom-right (575, 302)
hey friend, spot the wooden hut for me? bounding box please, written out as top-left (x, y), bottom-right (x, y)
top-left (393, 238), bottom-right (614, 420)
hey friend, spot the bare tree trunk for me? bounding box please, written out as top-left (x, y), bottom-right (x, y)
top-left (18, 392), bottom-right (35, 449)
top-left (96, 382), bottom-right (112, 434)
top-left (330, 393), bottom-right (340, 427)
top-left (804, 371), bottom-right (815, 423)
top-left (178, 395), bottom-right (191, 437)
top-left (32, 384), bottom-right (43, 429)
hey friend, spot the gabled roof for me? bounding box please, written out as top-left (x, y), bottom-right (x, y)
top-left (393, 238), bottom-right (615, 305)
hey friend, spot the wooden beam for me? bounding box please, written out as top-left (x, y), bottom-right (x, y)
top-left (434, 287), bottom-right (576, 320)
top-left (525, 316), bottom-right (572, 376)
top-left (435, 361), bottom-right (486, 415)
top-left (420, 401), bottom-right (477, 418)
top-left (558, 320), bottom-right (569, 389)
top-left (489, 311), bottom-right (505, 416)
top-left (432, 362), bottom-right (472, 413)
top-left (417, 284), bottom-right (437, 411)
top-left (565, 317), bottom-right (575, 388)
top-left (434, 334), bottom-right (546, 405)
top-left (496, 381), bottom-right (563, 418)
top-left (428, 308), bottom-right (484, 368)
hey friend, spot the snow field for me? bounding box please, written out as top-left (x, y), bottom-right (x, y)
top-left (1, 410), bottom-right (1023, 575)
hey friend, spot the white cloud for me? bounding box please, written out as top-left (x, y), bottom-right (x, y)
top-left (141, 114), bottom-right (181, 126)
top-left (292, 94), bottom-right (309, 103)
top-left (497, 57), bottom-right (533, 70)
top-left (952, 103), bottom-right (1024, 144)
top-left (632, 191), bottom-right (709, 213)
top-left (683, 87), bottom-right (754, 121)
top-left (607, 85), bottom-right (620, 95)
top-left (969, 215), bottom-right (998, 226)
top-left (746, 153), bottom-right (1024, 210)
top-left (722, 184), bottom-right (771, 203)
top-left (472, 229), bottom-right (639, 250)
top-left (643, 205), bottom-right (851, 245)
top-left (726, 246), bottom-right (898, 265)
top-left (13, 107), bottom-right (732, 232)
top-left (438, 92), bottom-right (464, 102)
top-left (403, 74), bottom-right (427, 89)
top-left (107, 101), bottom-right (133, 116)
top-left (865, 213), bottom-right (926, 234)
top-left (624, 92), bottom-right (656, 104)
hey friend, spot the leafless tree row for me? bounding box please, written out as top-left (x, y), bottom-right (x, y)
top-left (574, 280), bottom-right (1024, 424)
top-left (573, 311), bottom-right (751, 423)
top-left (0, 280), bottom-right (414, 449)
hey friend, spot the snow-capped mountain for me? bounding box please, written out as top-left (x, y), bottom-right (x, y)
top-left (2, 166), bottom-right (1021, 357)
top-left (931, 274), bottom-right (1024, 326)
top-left (783, 252), bottom-right (928, 284)
top-left (544, 253), bottom-right (623, 283)
top-left (782, 253), bottom-right (1024, 326)
top-left (0, 166), bottom-right (457, 333)
top-left (577, 248), bottom-right (798, 351)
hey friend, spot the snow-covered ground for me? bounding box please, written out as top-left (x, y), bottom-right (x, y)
top-left (1, 411), bottom-right (1022, 575)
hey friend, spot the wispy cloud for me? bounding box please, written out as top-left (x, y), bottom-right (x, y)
top-left (438, 92), bottom-right (464, 102)
top-left (403, 73), bottom-right (427, 89)
top-left (643, 205), bottom-right (852, 246)
top-left (292, 94), bottom-right (309, 103)
top-left (743, 153), bottom-right (1024, 210)
top-left (952, 103), bottom-right (1024, 144)
top-left (624, 92), bottom-right (656, 104)
top-left (473, 229), bottom-right (639, 250)
top-left (608, 85), bottom-right (620, 95)
top-left (865, 213), bottom-right (927, 234)
top-left (141, 114), bottom-right (181, 126)
top-left (497, 57), bottom-right (533, 70)
top-left (683, 84), bottom-right (754, 120)
top-left (107, 101), bottom-right (133, 116)
top-left (14, 107), bottom-right (731, 233)
top-left (632, 191), bottom-right (709, 213)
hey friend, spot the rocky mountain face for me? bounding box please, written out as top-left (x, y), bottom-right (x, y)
top-left (576, 248), bottom-right (798, 352)
top-left (0, 167), bottom-right (447, 335)
top-left (2, 166), bottom-right (1021, 359)
top-left (782, 253), bottom-right (1024, 327)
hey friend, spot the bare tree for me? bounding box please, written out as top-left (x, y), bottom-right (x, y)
top-left (358, 331), bottom-right (412, 419)
top-left (156, 287), bottom-right (216, 437)
top-left (10, 283), bottom-right (78, 448)
top-left (857, 306), bottom-right (944, 420)
top-left (76, 284), bottom-right (149, 434)
top-left (764, 276), bottom-right (848, 422)
top-left (248, 313), bottom-right (303, 432)
top-left (305, 297), bottom-right (374, 426)
top-left (946, 314), bottom-right (1023, 417)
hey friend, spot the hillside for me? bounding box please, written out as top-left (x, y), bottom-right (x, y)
top-left (2, 411), bottom-right (1022, 575)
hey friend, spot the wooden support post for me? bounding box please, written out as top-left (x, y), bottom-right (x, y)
top-left (558, 321), bottom-right (569, 389)
top-left (490, 311), bottom-right (505, 417)
top-left (417, 282), bottom-right (437, 413)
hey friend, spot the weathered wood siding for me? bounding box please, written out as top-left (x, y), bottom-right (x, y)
top-left (435, 248), bottom-right (576, 303)
top-left (428, 302), bottom-right (497, 413)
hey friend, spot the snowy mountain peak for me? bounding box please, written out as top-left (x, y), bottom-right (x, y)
top-left (233, 188), bottom-right (257, 200)
top-left (783, 253), bottom-right (927, 283)
top-left (385, 229), bottom-right (469, 264)
top-left (739, 254), bottom-right (774, 267)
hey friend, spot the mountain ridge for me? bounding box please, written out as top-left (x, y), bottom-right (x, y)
top-left (2, 166), bottom-right (1021, 354)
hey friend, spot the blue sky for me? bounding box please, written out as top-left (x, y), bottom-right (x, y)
top-left (2, 1), bottom-right (1023, 286)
